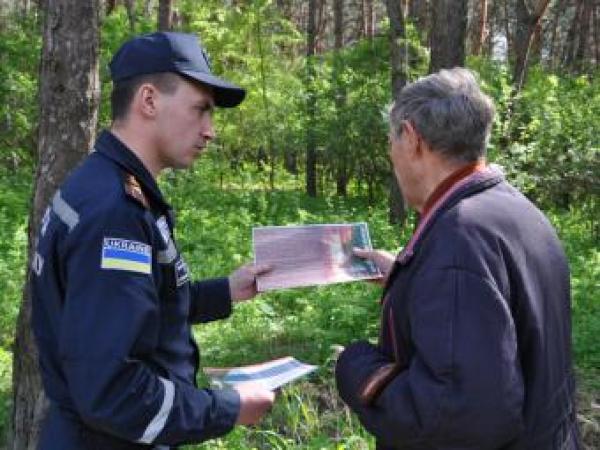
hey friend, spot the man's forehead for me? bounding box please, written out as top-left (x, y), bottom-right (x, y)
top-left (179, 77), bottom-right (216, 106)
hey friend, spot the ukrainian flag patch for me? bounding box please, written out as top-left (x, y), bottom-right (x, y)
top-left (101, 238), bottom-right (152, 275)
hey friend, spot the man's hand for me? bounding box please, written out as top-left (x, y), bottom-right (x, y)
top-left (234, 383), bottom-right (276, 425)
top-left (229, 263), bottom-right (272, 302)
top-left (353, 248), bottom-right (396, 286)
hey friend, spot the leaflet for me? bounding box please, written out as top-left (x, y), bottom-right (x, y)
top-left (204, 357), bottom-right (317, 391)
top-left (253, 222), bottom-right (382, 291)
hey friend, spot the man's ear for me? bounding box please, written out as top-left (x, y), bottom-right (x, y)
top-left (136, 83), bottom-right (159, 119)
top-left (402, 121), bottom-right (422, 157)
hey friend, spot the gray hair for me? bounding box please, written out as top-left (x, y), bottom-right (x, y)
top-left (389, 67), bottom-right (495, 162)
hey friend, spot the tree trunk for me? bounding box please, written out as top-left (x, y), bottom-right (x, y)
top-left (594, 4), bottom-right (600, 69)
top-left (362, 0), bottom-right (375, 39)
top-left (158, 0), bottom-right (172, 31)
top-left (547, 0), bottom-right (564, 70)
top-left (562, 0), bottom-right (583, 69)
top-left (333, 0), bottom-right (348, 197)
top-left (385, 0), bottom-right (408, 225)
top-left (9, 1), bottom-right (100, 449)
top-left (429, 0), bottom-right (468, 73)
top-left (512, 0), bottom-right (550, 92)
top-left (124, 0), bottom-right (135, 31)
top-left (469, 0), bottom-right (488, 56)
top-left (255, 14), bottom-right (275, 190)
top-left (407, 0), bottom-right (429, 45)
top-left (306, 0), bottom-right (317, 197)
top-left (574, 0), bottom-right (592, 72)
top-left (501, 0), bottom-right (514, 62)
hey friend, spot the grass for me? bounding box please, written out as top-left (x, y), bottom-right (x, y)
top-left (0, 162), bottom-right (598, 448)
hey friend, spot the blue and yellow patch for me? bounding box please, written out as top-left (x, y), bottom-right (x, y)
top-left (101, 238), bottom-right (151, 274)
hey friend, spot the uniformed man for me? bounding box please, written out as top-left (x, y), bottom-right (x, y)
top-left (31, 32), bottom-right (275, 449)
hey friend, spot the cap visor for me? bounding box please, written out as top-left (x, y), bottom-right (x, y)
top-left (179, 70), bottom-right (246, 108)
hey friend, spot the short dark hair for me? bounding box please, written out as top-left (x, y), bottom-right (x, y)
top-left (110, 72), bottom-right (181, 121)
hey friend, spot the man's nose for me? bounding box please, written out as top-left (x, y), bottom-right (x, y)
top-left (202, 119), bottom-right (216, 141)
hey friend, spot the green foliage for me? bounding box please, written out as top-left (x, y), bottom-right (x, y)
top-left (0, 14), bottom-right (41, 171)
top-left (471, 58), bottom-right (599, 237)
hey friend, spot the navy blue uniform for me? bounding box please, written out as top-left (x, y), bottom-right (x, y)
top-left (31, 131), bottom-right (240, 449)
top-left (336, 167), bottom-right (580, 449)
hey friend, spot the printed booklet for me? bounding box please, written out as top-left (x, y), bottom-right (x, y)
top-left (204, 357), bottom-right (317, 391)
top-left (253, 222), bottom-right (382, 291)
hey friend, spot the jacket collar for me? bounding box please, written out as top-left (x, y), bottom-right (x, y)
top-left (94, 130), bottom-right (171, 213)
top-left (396, 165), bottom-right (505, 266)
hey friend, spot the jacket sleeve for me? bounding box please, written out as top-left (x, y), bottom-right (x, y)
top-left (189, 277), bottom-right (233, 324)
top-left (336, 267), bottom-right (525, 448)
top-left (59, 206), bottom-right (240, 446)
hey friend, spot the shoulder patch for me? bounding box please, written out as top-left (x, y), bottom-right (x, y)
top-left (124, 174), bottom-right (149, 209)
top-left (101, 237), bottom-right (152, 275)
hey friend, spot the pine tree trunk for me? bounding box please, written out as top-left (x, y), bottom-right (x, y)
top-left (333, 0), bottom-right (348, 197)
top-left (306, 0), bottom-right (317, 197)
top-left (158, 0), bottom-right (172, 31)
top-left (9, 1), bottom-right (100, 448)
top-left (512, 0), bottom-right (550, 92)
top-left (594, 4), bottom-right (600, 69)
top-left (124, 0), bottom-right (135, 31)
top-left (408, 0), bottom-right (429, 45)
top-left (574, 0), bottom-right (592, 72)
top-left (469, 0), bottom-right (488, 56)
top-left (429, 0), bottom-right (468, 73)
top-left (562, 0), bottom-right (584, 69)
top-left (385, 0), bottom-right (407, 225)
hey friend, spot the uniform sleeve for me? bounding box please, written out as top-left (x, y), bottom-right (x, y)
top-left (59, 206), bottom-right (240, 445)
top-left (336, 268), bottom-right (525, 448)
top-left (189, 277), bottom-right (232, 324)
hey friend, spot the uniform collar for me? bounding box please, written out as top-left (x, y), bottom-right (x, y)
top-left (94, 130), bottom-right (171, 212)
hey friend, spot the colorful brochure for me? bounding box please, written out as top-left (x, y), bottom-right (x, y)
top-left (253, 222), bottom-right (382, 291)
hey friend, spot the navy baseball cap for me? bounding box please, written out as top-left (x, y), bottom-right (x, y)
top-left (109, 32), bottom-right (245, 108)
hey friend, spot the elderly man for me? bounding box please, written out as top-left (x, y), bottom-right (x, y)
top-left (31, 32), bottom-right (274, 449)
top-left (336, 68), bottom-right (580, 449)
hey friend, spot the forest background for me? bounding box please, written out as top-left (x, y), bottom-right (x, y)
top-left (0, 0), bottom-right (598, 448)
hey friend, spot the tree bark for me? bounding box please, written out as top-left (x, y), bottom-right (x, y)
top-left (9, 1), bottom-right (100, 448)
top-left (594, 3), bottom-right (600, 69)
top-left (512, 0), bottom-right (550, 92)
top-left (562, 0), bottom-right (583, 69)
top-left (385, 0), bottom-right (408, 224)
top-left (469, 0), bottom-right (488, 56)
top-left (158, 0), bottom-right (172, 31)
top-left (407, 0), bottom-right (429, 45)
top-left (124, 0), bottom-right (135, 31)
top-left (306, 0), bottom-right (317, 197)
top-left (547, 0), bottom-right (564, 70)
top-left (429, 0), bottom-right (468, 73)
top-left (333, 0), bottom-right (348, 196)
top-left (574, 0), bottom-right (592, 72)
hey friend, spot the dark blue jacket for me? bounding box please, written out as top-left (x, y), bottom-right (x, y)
top-left (31, 131), bottom-right (240, 449)
top-left (336, 167), bottom-right (580, 450)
